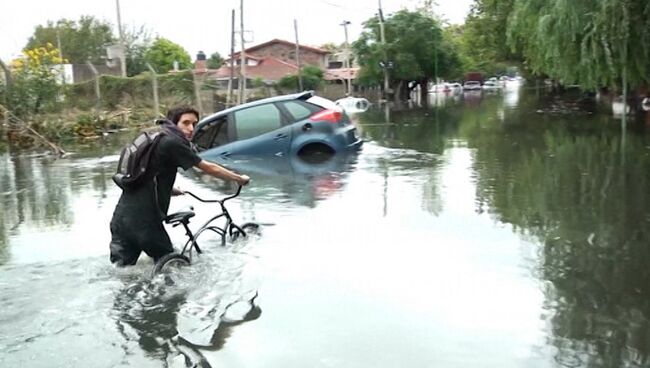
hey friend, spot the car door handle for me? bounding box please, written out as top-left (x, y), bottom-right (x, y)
top-left (274, 133), bottom-right (288, 141)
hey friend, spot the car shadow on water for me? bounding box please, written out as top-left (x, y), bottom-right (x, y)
top-left (186, 151), bottom-right (360, 208)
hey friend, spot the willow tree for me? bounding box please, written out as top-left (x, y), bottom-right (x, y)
top-left (507, 0), bottom-right (650, 92)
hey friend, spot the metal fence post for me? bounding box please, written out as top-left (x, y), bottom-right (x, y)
top-left (193, 71), bottom-right (204, 117)
top-left (146, 63), bottom-right (160, 119)
top-left (86, 61), bottom-right (101, 118)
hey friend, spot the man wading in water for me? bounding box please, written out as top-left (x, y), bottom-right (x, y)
top-left (109, 106), bottom-right (250, 266)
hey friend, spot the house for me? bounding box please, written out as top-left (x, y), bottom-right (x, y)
top-left (231, 39), bottom-right (329, 68)
top-left (194, 39), bottom-right (358, 86)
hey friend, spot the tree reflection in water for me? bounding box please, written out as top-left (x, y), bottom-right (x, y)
top-left (472, 129), bottom-right (650, 367)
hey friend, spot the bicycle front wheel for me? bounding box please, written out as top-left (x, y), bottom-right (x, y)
top-left (231, 222), bottom-right (261, 242)
top-left (152, 253), bottom-right (190, 276)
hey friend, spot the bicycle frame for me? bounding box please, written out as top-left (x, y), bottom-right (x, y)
top-left (177, 185), bottom-right (246, 258)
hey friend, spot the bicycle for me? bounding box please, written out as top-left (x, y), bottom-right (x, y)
top-left (152, 185), bottom-right (260, 275)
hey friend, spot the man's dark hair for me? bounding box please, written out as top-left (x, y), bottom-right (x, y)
top-left (166, 106), bottom-right (199, 125)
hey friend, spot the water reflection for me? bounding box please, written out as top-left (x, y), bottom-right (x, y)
top-left (111, 263), bottom-right (261, 366)
top-left (4, 89), bottom-right (650, 366)
top-left (0, 150), bottom-right (118, 265)
top-left (188, 152), bottom-right (360, 208)
top-left (355, 91), bottom-right (650, 367)
top-left (471, 131), bottom-right (650, 367)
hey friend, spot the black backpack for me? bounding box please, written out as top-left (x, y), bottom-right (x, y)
top-left (112, 130), bottom-right (165, 190)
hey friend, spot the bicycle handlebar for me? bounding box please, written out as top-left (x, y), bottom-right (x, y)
top-left (184, 185), bottom-right (242, 204)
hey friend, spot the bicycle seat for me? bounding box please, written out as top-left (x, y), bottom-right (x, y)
top-left (164, 210), bottom-right (195, 224)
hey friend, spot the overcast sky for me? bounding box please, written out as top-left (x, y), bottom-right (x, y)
top-left (0, 0), bottom-right (473, 62)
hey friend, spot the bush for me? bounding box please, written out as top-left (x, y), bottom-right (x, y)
top-left (278, 65), bottom-right (324, 91)
top-left (64, 70), bottom-right (195, 110)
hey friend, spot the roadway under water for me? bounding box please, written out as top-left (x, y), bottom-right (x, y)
top-left (2, 86), bottom-right (650, 367)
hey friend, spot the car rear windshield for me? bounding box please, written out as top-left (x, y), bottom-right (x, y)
top-left (306, 96), bottom-right (338, 110)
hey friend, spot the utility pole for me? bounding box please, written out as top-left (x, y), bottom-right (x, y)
top-left (115, 0), bottom-right (127, 77)
top-left (238, 0), bottom-right (247, 104)
top-left (340, 20), bottom-right (351, 96)
top-left (56, 26), bottom-right (66, 85)
top-left (227, 9), bottom-right (235, 106)
top-left (294, 19), bottom-right (303, 91)
top-left (378, 0), bottom-right (390, 101)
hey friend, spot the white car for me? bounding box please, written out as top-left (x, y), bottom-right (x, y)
top-left (463, 81), bottom-right (482, 90)
top-left (482, 81), bottom-right (502, 90)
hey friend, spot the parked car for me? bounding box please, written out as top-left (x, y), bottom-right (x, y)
top-left (448, 82), bottom-right (463, 91)
top-left (463, 81), bottom-right (482, 91)
top-left (192, 91), bottom-right (363, 160)
top-left (428, 83), bottom-right (451, 93)
top-left (482, 80), bottom-right (502, 90)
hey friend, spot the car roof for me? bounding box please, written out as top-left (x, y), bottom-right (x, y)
top-left (197, 90), bottom-right (315, 127)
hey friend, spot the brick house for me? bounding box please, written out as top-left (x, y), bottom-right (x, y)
top-left (194, 39), bottom-right (358, 87)
top-left (231, 39), bottom-right (329, 69)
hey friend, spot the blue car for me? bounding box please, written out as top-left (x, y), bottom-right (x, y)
top-left (192, 91), bottom-right (363, 160)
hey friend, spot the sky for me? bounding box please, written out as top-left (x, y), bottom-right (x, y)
top-left (0, 0), bottom-right (473, 62)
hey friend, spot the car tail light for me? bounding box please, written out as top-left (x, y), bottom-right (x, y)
top-left (309, 109), bottom-right (342, 123)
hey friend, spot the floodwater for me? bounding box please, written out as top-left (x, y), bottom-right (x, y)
top-left (3, 86), bottom-right (650, 367)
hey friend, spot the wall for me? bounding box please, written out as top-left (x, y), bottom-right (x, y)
top-left (249, 43), bottom-right (326, 68)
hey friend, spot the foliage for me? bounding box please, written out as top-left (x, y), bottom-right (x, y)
top-left (25, 16), bottom-right (115, 64)
top-left (460, 0), bottom-right (521, 75)
top-left (507, 0), bottom-right (650, 90)
top-left (123, 25), bottom-right (153, 76)
top-left (252, 77), bottom-right (265, 88)
top-left (319, 43), bottom-right (341, 53)
top-left (64, 70), bottom-right (194, 110)
top-left (277, 65), bottom-right (324, 91)
top-left (207, 52), bottom-right (224, 69)
top-left (144, 38), bottom-right (192, 74)
top-left (8, 44), bottom-right (64, 117)
top-left (440, 25), bottom-right (469, 80)
top-left (353, 10), bottom-right (460, 90)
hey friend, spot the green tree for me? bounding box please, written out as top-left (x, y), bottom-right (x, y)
top-left (8, 44), bottom-right (63, 117)
top-left (460, 0), bottom-right (521, 75)
top-left (441, 25), bottom-right (469, 80)
top-left (353, 10), bottom-right (460, 100)
top-left (278, 65), bottom-right (324, 91)
top-left (207, 52), bottom-right (224, 69)
top-left (144, 38), bottom-right (192, 74)
top-left (25, 16), bottom-right (115, 64)
top-left (507, 0), bottom-right (650, 91)
top-left (123, 25), bottom-right (153, 76)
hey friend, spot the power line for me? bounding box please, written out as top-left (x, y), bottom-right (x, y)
top-left (313, 0), bottom-right (377, 12)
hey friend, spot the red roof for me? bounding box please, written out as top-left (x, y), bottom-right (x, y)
top-left (213, 57), bottom-right (299, 81)
top-left (231, 38), bottom-right (329, 58)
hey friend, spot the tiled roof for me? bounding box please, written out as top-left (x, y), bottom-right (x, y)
top-left (212, 57), bottom-right (300, 81)
top-left (231, 38), bottom-right (329, 58)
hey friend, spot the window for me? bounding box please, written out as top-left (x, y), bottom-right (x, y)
top-left (234, 104), bottom-right (283, 140)
top-left (281, 101), bottom-right (315, 122)
top-left (193, 118), bottom-right (228, 150)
